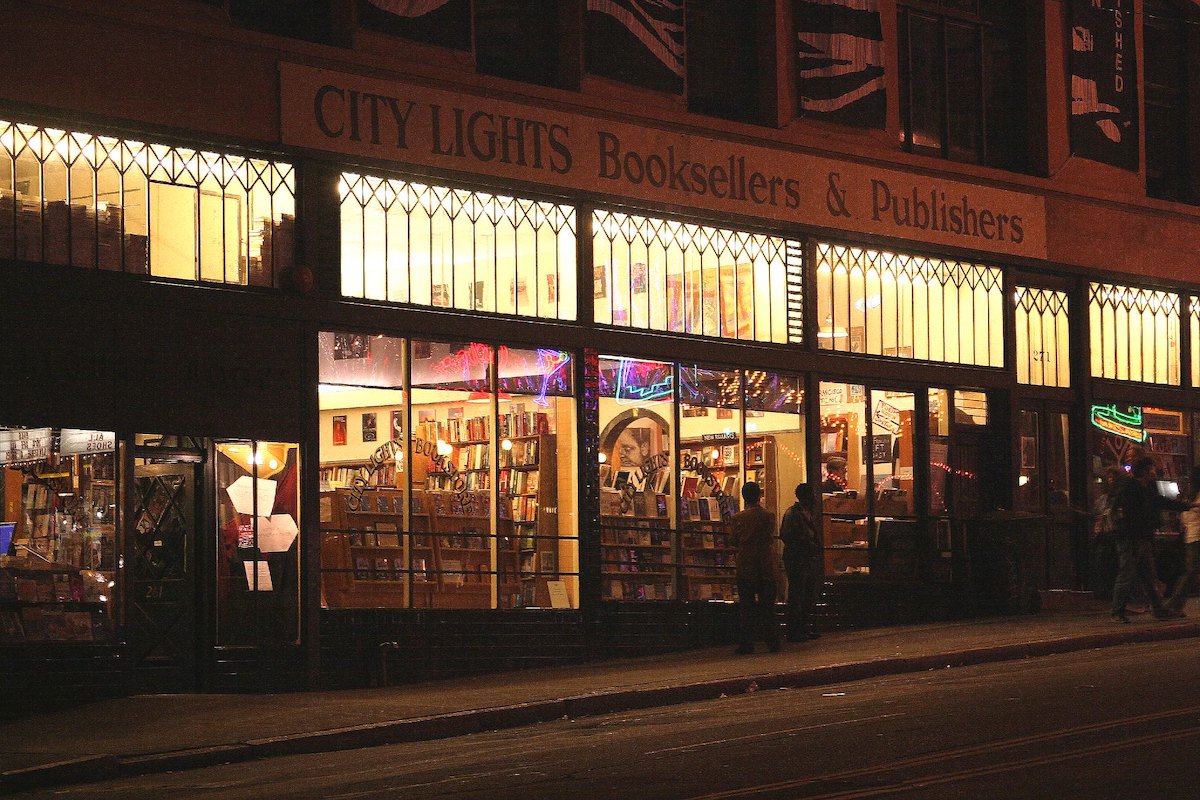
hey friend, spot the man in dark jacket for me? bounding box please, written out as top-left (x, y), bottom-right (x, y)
top-left (779, 482), bottom-right (823, 641)
top-left (1110, 456), bottom-right (1191, 623)
top-left (731, 481), bottom-right (781, 654)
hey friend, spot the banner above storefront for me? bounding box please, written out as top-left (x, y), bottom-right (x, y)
top-left (280, 63), bottom-right (1047, 260)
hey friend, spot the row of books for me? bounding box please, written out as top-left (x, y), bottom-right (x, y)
top-left (680, 496), bottom-right (728, 522)
top-left (452, 442), bottom-right (490, 472)
top-left (500, 468), bottom-right (540, 496)
top-left (498, 438), bottom-right (540, 468)
top-left (320, 463), bottom-right (397, 490)
top-left (427, 469), bottom-right (490, 491)
top-left (510, 495), bottom-right (539, 523)
top-left (601, 528), bottom-right (671, 548)
top-left (602, 547), bottom-right (669, 573)
top-left (419, 415), bottom-right (491, 445)
top-left (603, 579), bottom-right (672, 601)
top-left (498, 409), bottom-right (551, 438)
top-left (0, 607), bottom-right (108, 642)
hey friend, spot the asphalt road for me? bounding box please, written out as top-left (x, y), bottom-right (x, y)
top-left (19, 639), bottom-right (1200, 799)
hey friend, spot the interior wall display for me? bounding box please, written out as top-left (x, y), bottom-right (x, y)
top-left (332, 416), bottom-right (347, 446)
top-left (794, 0), bottom-right (885, 128)
top-left (1068, 0), bottom-right (1138, 170)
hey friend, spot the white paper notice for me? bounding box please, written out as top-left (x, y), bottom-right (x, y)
top-left (257, 514), bottom-right (299, 552)
top-left (244, 560), bottom-right (274, 591)
top-left (225, 476), bottom-right (278, 516)
top-left (547, 580), bottom-right (571, 609)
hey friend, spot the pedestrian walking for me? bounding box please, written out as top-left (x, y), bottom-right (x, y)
top-left (1110, 456), bottom-right (1192, 623)
top-left (731, 481), bottom-right (781, 654)
top-left (779, 482), bottom-right (823, 642)
top-left (1166, 466), bottom-right (1200, 612)
top-left (1089, 466), bottom-right (1124, 597)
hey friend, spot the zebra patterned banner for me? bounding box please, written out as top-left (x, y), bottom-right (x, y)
top-left (586, 0), bottom-right (685, 95)
top-left (1068, 0), bottom-right (1138, 171)
top-left (794, 0), bottom-right (885, 128)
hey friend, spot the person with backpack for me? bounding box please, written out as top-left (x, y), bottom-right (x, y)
top-left (779, 482), bottom-right (823, 642)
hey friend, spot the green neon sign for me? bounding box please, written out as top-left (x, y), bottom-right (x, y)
top-left (1090, 404), bottom-right (1146, 442)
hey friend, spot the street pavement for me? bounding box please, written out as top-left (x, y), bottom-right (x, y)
top-left (3, 596), bottom-right (1200, 795)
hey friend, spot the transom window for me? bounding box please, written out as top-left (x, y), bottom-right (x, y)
top-left (0, 119), bottom-right (295, 285)
top-left (339, 173), bottom-right (577, 321)
top-left (1014, 286), bottom-right (1070, 388)
top-left (1089, 282), bottom-right (1180, 385)
top-left (592, 209), bottom-right (802, 344)
top-left (815, 241), bottom-right (1003, 367)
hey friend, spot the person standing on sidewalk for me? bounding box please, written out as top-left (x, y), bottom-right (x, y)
top-left (731, 481), bottom-right (781, 654)
top-left (1110, 456), bottom-right (1192, 623)
top-left (1166, 466), bottom-right (1200, 612)
top-left (779, 482), bottom-right (823, 642)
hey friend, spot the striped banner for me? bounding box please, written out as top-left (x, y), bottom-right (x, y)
top-left (794, 0), bottom-right (885, 128)
top-left (586, 0), bottom-right (685, 94)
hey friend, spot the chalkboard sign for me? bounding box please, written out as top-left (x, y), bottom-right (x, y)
top-left (862, 434), bottom-right (893, 464)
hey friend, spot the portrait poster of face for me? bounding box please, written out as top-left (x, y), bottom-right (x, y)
top-left (362, 412), bottom-right (377, 442)
top-left (391, 409), bottom-right (404, 440)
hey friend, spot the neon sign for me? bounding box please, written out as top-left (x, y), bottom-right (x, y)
top-left (615, 358), bottom-right (674, 405)
top-left (1090, 404), bottom-right (1146, 442)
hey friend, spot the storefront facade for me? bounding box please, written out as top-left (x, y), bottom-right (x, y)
top-left (5, 1), bottom-right (1200, 710)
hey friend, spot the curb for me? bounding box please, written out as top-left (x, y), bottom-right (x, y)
top-left (4, 620), bottom-right (1199, 795)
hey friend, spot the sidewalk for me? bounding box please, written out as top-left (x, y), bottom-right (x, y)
top-left (4, 603), bottom-right (1200, 795)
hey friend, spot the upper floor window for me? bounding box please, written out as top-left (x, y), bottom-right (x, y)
top-left (898, 1), bottom-right (1027, 170)
top-left (0, 119), bottom-right (295, 286)
top-left (815, 241), bottom-right (1003, 367)
top-left (339, 172), bottom-right (577, 321)
top-left (1089, 282), bottom-right (1180, 385)
top-left (592, 210), bottom-right (802, 345)
top-left (686, 0), bottom-right (763, 124)
top-left (1014, 286), bottom-right (1070, 388)
top-left (475, 0), bottom-right (576, 88)
top-left (1144, 0), bottom-right (1194, 203)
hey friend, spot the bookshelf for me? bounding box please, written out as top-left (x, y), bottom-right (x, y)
top-left (600, 476), bottom-right (674, 601)
top-left (675, 435), bottom-right (779, 601)
top-left (320, 430), bottom-right (561, 609)
top-left (500, 433), bottom-right (558, 608)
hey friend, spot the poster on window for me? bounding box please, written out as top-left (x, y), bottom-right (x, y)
top-left (1067, 0), bottom-right (1138, 171)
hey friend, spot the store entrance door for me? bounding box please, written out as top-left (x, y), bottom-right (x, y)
top-left (128, 458), bottom-right (202, 692)
top-left (1016, 405), bottom-right (1078, 589)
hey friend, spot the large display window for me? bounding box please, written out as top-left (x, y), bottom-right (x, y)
top-left (0, 427), bottom-right (118, 643)
top-left (819, 383), bottom-right (975, 578)
top-left (318, 333), bottom-right (578, 610)
top-left (0, 118), bottom-right (295, 284)
top-left (339, 173), bottom-right (577, 320)
top-left (599, 356), bottom-right (676, 601)
top-left (599, 357), bottom-right (806, 602)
